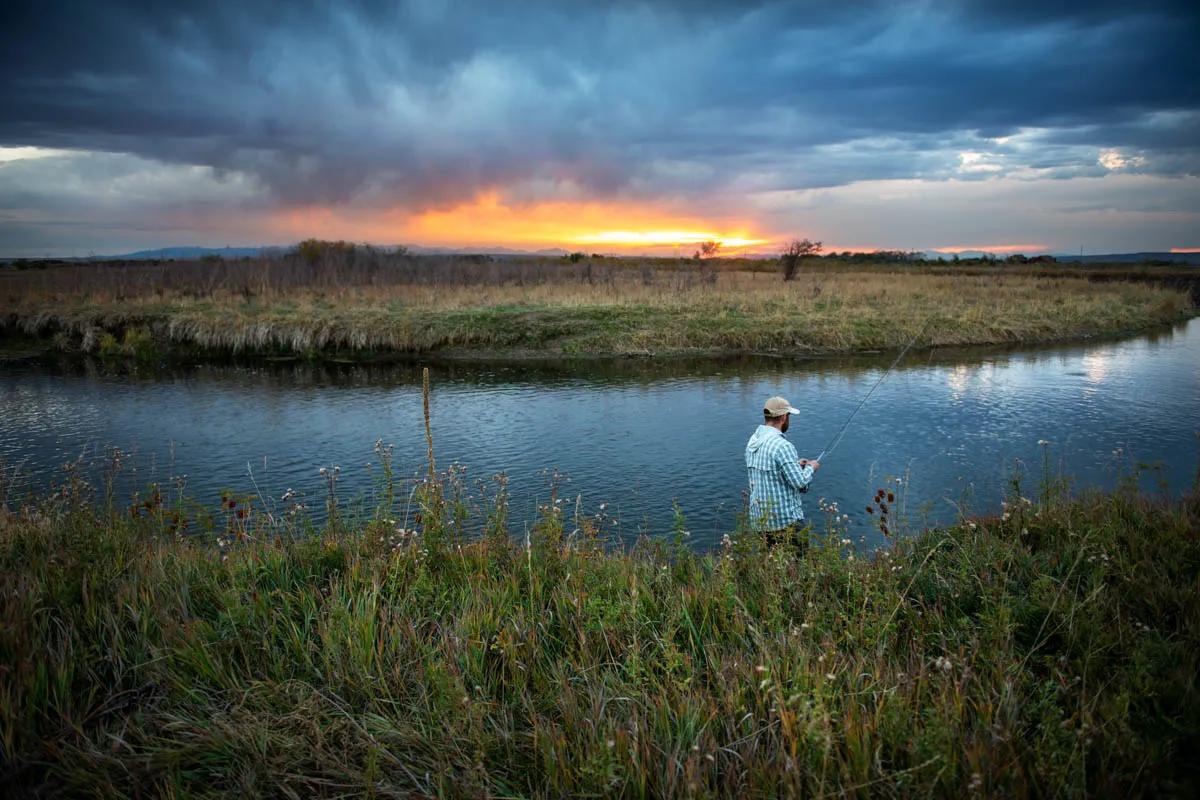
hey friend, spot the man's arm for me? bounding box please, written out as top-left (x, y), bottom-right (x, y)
top-left (779, 443), bottom-right (815, 490)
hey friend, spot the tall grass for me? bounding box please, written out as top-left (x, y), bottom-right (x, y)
top-left (3, 265), bottom-right (1192, 358)
top-left (2, 455), bottom-right (1197, 796)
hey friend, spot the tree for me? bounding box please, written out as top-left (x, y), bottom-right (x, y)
top-left (780, 238), bottom-right (822, 280)
top-left (695, 240), bottom-right (721, 259)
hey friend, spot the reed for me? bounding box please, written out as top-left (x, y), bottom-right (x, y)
top-left (2, 267), bottom-right (1193, 358)
top-left (1, 457), bottom-right (1197, 796)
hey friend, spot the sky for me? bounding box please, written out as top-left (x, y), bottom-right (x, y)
top-left (1, 0), bottom-right (1198, 257)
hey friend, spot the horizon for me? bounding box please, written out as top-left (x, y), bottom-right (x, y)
top-left (1, 1), bottom-right (1198, 257)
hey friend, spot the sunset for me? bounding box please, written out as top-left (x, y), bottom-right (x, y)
top-left (2, 2), bottom-right (1199, 796)
top-left (2, 1), bottom-right (1198, 256)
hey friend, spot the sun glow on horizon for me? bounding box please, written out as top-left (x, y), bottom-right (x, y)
top-left (571, 230), bottom-right (768, 248)
top-left (932, 243), bottom-right (1049, 254)
top-left (397, 192), bottom-right (772, 253)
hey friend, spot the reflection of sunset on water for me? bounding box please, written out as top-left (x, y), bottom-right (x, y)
top-left (947, 365), bottom-right (971, 398)
top-left (1082, 350), bottom-right (1114, 385)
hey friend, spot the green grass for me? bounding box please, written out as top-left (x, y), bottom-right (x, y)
top-left (2, 463), bottom-right (1198, 796)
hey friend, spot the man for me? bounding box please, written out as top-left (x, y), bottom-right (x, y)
top-left (745, 396), bottom-right (821, 549)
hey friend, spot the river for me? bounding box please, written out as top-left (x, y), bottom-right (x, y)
top-left (2, 319), bottom-right (1197, 549)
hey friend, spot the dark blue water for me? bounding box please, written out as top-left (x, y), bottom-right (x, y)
top-left (2, 319), bottom-right (1197, 549)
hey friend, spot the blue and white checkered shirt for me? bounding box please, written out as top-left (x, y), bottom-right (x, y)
top-left (745, 424), bottom-right (815, 530)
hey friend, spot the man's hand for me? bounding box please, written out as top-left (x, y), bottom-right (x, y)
top-left (800, 459), bottom-right (821, 470)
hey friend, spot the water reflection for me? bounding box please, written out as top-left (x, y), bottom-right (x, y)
top-left (1082, 349), bottom-right (1113, 385)
top-left (2, 319), bottom-right (1197, 549)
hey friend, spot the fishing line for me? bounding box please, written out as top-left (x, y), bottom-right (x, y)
top-left (814, 315), bottom-right (934, 463)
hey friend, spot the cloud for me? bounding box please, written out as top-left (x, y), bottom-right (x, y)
top-left (3, 2), bottom-right (1198, 201)
top-left (0, 1), bottom-right (1197, 253)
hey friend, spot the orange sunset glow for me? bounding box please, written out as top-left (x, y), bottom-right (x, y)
top-left (406, 193), bottom-right (770, 252)
top-left (262, 192), bottom-right (772, 254)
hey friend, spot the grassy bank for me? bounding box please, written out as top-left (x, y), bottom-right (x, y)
top-left (3, 269), bottom-right (1193, 359)
top-left (2, 466), bottom-right (1198, 796)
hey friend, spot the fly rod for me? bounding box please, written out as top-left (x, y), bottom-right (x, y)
top-left (813, 316), bottom-right (933, 463)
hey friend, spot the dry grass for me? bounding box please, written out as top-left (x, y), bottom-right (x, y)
top-left (2, 259), bottom-right (1194, 357)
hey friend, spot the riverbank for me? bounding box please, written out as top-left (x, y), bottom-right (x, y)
top-left (2, 270), bottom-right (1193, 360)
top-left (2, 472), bottom-right (1197, 795)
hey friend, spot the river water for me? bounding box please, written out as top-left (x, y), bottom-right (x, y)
top-left (2, 319), bottom-right (1197, 549)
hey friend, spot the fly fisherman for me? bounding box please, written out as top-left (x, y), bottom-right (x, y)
top-left (745, 396), bottom-right (821, 550)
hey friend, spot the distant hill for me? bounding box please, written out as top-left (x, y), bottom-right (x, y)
top-left (100, 246), bottom-right (269, 260)
top-left (921, 250), bottom-right (1200, 265)
top-left (94, 244), bottom-right (575, 260)
top-left (1055, 252), bottom-right (1200, 265)
top-left (7, 245), bottom-right (1197, 265)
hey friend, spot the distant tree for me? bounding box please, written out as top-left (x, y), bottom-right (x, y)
top-left (780, 238), bottom-right (823, 280)
top-left (698, 240), bottom-right (721, 259)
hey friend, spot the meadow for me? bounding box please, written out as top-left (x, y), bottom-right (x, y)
top-left (1, 450), bottom-right (1197, 796)
top-left (1, 248), bottom-right (1193, 360)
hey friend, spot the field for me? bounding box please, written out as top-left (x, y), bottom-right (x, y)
top-left (1, 452), bottom-right (1197, 796)
top-left (1, 250), bottom-right (1194, 359)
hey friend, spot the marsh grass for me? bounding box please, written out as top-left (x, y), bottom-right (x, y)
top-left (1, 454), bottom-right (1198, 797)
top-left (3, 265), bottom-right (1192, 358)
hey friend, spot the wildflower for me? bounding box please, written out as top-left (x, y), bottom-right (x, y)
top-left (887, 492), bottom-right (895, 503)
top-left (934, 656), bottom-right (952, 672)
top-left (866, 505), bottom-right (874, 514)
top-left (1037, 439), bottom-right (1049, 446)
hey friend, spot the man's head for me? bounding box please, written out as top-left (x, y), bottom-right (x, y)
top-left (763, 396), bottom-right (800, 433)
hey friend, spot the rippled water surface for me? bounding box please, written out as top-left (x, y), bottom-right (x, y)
top-left (3, 319), bottom-right (1198, 548)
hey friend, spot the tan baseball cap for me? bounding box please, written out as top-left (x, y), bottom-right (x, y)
top-left (763, 396), bottom-right (800, 417)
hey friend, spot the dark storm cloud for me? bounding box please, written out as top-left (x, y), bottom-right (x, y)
top-left (1, 0), bottom-right (1197, 209)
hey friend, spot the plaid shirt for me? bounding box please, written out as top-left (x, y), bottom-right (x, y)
top-left (745, 425), bottom-right (814, 530)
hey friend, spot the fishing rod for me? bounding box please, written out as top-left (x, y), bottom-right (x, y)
top-left (812, 316), bottom-right (933, 464)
